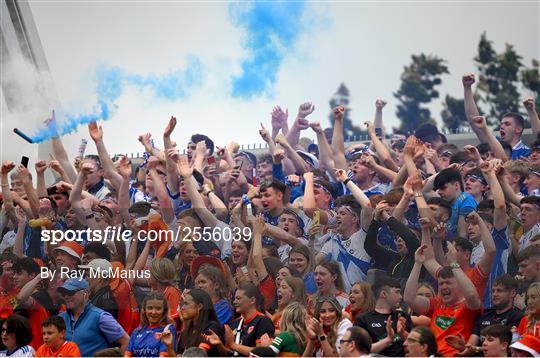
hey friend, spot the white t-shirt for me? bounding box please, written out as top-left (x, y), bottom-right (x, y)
top-left (0, 345), bottom-right (35, 357)
top-left (519, 223), bottom-right (540, 252)
top-left (319, 230), bottom-right (372, 292)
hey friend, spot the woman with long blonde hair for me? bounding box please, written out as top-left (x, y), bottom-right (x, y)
top-left (268, 302), bottom-right (308, 357)
top-left (518, 282), bottom-right (540, 338)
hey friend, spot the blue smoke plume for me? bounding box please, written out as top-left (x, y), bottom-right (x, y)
top-left (229, 1), bottom-right (306, 98)
top-left (29, 57), bottom-right (203, 143)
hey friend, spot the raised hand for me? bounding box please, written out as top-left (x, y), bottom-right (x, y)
top-left (403, 177), bottom-right (414, 197)
top-left (333, 105), bottom-right (345, 121)
top-left (418, 217), bottom-right (433, 231)
top-left (80, 162), bottom-right (95, 176)
top-left (138, 133), bottom-right (152, 146)
top-left (375, 99), bottom-right (387, 110)
top-left (195, 141), bottom-right (207, 158)
top-left (48, 154), bottom-right (63, 174)
top-left (374, 200), bottom-right (390, 221)
top-left (286, 174), bottom-right (301, 186)
top-left (298, 102), bottom-right (315, 118)
top-left (523, 97), bottom-right (536, 111)
top-left (303, 171), bottom-right (314, 182)
top-left (251, 216), bottom-right (267, 236)
top-left (446, 241), bottom-right (458, 264)
top-left (163, 116), bottom-right (177, 137)
top-left (385, 317), bottom-right (396, 341)
top-left (160, 324), bottom-right (175, 348)
top-left (309, 121), bottom-right (323, 134)
top-left (360, 153), bottom-right (376, 168)
top-left (403, 136), bottom-right (417, 158)
top-left (414, 244), bottom-right (428, 264)
top-left (462, 73), bottom-right (475, 87)
top-left (432, 222), bottom-right (447, 241)
top-left (364, 121), bottom-right (376, 136)
top-left (166, 148), bottom-right (180, 163)
top-left (465, 211), bottom-right (480, 226)
top-left (259, 123), bottom-right (271, 143)
top-left (464, 145), bottom-right (481, 163)
top-left (479, 160), bottom-right (493, 174)
top-left (333, 168), bottom-right (348, 183)
top-left (177, 156), bottom-right (193, 179)
top-left (17, 165), bottom-right (30, 184)
top-left (273, 148), bottom-right (286, 163)
top-left (117, 156), bottom-right (132, 178)
top-left (202, 329), bottom-right (223, 346)
top-left (35, 161), bottom-right (47, 175)
top-left (1, 161), bottom-right (16, 175)
top-left (271, 106), bottom-right (288, 129)
top-left (471, 116), bottom-right (487, 129)
top-left (424, 148), bottom-right (439, 166)
top-left (88, 122), bottom-right (103, 142)
top-left (274, 133), bottom-right (288, 146)
top-left (411, 174), bottom-right (423, 193)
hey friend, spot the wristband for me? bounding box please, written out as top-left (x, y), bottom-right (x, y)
top-left (343, 178), bottom-right (351, 186)
top-left (414, 192), bottom-right (423, 197)
top-left (242, 195), bottom-right (250, 205)
top-left (85, 213), bottom-right (95, 220)
top-left (450, 262), bottom-right (460, 269)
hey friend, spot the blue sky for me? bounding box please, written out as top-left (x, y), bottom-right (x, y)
top-left (1, 1), bottom-right (538, 161)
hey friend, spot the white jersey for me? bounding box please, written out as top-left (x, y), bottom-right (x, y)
top-left (0, 345), bottom-right (35, 357)
top-left (277, 237), bottom-right (308, 263)
top-left (319, 229), bottom-right (372, 291)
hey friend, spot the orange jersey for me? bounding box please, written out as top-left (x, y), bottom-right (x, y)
top-left (465, 265), bottom-right (488, 301)
top-left (112, 279), bottom-right (140, 334)
top-left (35, 341), bottom-right (81, 357)
top-left (428, 296), bottom-right (481, 357)
top-left (0, 289), bottom-right (18, 318)
top-left (163, 285), bottom-right (181, 319)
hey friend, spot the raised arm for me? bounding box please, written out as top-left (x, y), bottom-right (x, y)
top-left (310, 122), bottom-right (336, 175)
top-left (259, 122), bottom-right (277, 157)
top-left (271, 105), bottom-right (289, 139)
top-left (275, 133), bottom-right (310, 174)
top-left (360, 153), bottom-right (397, 182)
top-left (88, 122), bottom-right (123, 190)
top-left (470, 116), bottom-right (508, 161)
top-left (47, 110), bottom-right (78, 183)
top-left (446, 242), bottom-right (482, 310)
top-left (18, 165), bottom-right (39, 219)
top-left (117, 156), bottom-right (133, 225)
top-left (374, 99), bottom-right (386, 136)
top-left (35, 161), bottom-right (48, 197)
top-left (481, 160), bottom-right (507, 230)
top-left (334, 168), bottom-right (372, 231)
top-left (462, 74), bottom-right (487, 143)
top-left (163, 116), bottom-right (180, 196)
top-left (365, 121), bottom-right (399, 171)
top-left (331, 105), bottom-right (348, 170)
top-left (285, 102), bottom-right (314, 149)
top-left (404, 245), bottom-right (431, 315)
top-left (523, 97), bottom-right (540, 137)
top-left (146, 157), bottom-right (175, 225)
top-left (466, 211), bottom-right (496, 276)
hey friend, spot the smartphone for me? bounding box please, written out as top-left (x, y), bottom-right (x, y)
top-left (207, 156), bottom-right (215, 165)
top-left (20, 156), bottom-right (29, 168)
top-left (235, 159), bottom-right (243, 170)
top-left (375, 128), bottom-right (383, 139)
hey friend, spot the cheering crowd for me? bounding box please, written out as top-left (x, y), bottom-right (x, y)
top-left (0, 73), bottom-right (539, 357)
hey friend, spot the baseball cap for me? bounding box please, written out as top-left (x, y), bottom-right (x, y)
top-left (79, 258), bottom-right (112, 271)
top-left (58, 277), bottom-right (89, 294)
top-left (53, 241), bottom-right (84, 262)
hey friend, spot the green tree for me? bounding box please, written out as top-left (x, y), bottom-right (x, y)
top-left (475, 32), bottom-right (523, 125)
top-left (328, 83), bottom-right (365, 140)
top-left (441, 95), bottom-right (465, 133)
top-left (522, 59), bottom-right (540, 108)
top-left (394, 54), bottom-right (449, 133)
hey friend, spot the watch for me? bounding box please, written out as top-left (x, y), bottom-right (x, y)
top-left (414, 192), bottom-right (423, 197)
top-left (318, 335), bottom-right (327, 342)
top-left (450, 262), bottom-right (460, 269)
